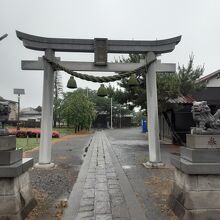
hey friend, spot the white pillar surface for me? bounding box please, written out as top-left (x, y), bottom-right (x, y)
top-left (39, 49), bottom-right (55, 164)
top-left (146, 53), bottom-right (161, 163)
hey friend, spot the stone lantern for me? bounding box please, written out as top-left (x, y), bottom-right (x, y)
top-left (0, 99), bottom-right (35, 219)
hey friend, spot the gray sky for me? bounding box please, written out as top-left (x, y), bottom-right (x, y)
top-left (0, 0), bottom-right (220, 108)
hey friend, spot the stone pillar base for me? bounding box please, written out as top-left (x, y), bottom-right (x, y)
top-left (169, 167), bottom-right (220, 220)
top-left (0, 171), bottom-right (36, 219)
top-left (34, 162), bottom-right (55, 169)
top-left (143, 161), bottom-right (165, 168)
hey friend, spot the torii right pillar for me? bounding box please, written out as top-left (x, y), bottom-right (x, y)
top-left (144, 52), bottom-right (176, 167)
top-left (145, 52), bottom-right (161, 166)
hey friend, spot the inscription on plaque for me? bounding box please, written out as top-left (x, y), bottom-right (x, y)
top-left (208, 137), bottom-right (217, 147)
top-left (94, 38), bottom-right (108, 66)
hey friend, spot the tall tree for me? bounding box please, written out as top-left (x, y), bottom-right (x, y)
top-left (177, 54), bottom-right (205, 96)
top-left (61, 91), bottom-right (96, 132)
top-left (116, 54), bottom-right (180, 112)
top-left (115, 54), bottom-right (205, 112)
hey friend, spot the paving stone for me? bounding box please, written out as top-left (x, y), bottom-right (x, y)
top-left (85, 179), bottom-right (96, 186)
top-left (95, 191), bottom-right (110, 202)
top-left (113, 218), bottom-right (130, 220)
top-left (96, 182), bottom-right (108, 191)
top-left (96, 214), bottom-right (112, 220)
top-left (87, 174), bottom-right (95, 179)
top-left (96, 176), bottom-right (107, 183)
top-left (80, 198), bottom-right (94, 206)
top-left (76, 211), bottom-right (94, 219)
top-left (84, 183), bottom-right (95, 189)
top-left (108, 184), bottom-right (120, 189)
top-left (88, 169), bottom-right (96, 173)
top-left (79, 205), bottom-right (94, 212)
top-left (107, 173), bottom-right (117, 178)
top-left (109, 188), bottom-right (123, 197)
top-left (108, 180), bottom-right (118, 185)
top-left (111, 197), bottom-right (125, 207)
top-left (76, 217), bottom-right (94, 220)
top-left (106, 169), bottom-right (115, 173)
top-left (95, 201), bottom-right (111, 214)
top-left (82, 189), bottom-right (95, 199)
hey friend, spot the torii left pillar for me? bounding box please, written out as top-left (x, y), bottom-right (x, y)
top-left (35, 49), bottom-right (55, 168)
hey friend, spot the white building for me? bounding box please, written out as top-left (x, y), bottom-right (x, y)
top-left (20, 107), bottom-right (41, 122)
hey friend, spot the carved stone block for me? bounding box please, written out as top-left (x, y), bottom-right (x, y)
top-left (0, 149), bottom-right (22, 165)
top-left (0, 135), bottom-right (16, 151)
top-left (181, 147), bottom-right (220, 163)
top-left (186, 134), bottom-right (220, 148)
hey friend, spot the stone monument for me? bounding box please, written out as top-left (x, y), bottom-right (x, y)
top-left (170, 101), bottom-right (220, 220)
top-left (0, 98), bottom-right (35, 219)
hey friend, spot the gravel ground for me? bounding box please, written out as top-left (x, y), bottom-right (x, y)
top-left (24, 133), bottom-right (92, 220)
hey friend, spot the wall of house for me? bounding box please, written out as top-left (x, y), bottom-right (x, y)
top-left (193, 87), bottom-right (220, 105)
top-left (207, 77), bottom-right (220, 87)
top-left (20, 115), bottom-right (41, 122)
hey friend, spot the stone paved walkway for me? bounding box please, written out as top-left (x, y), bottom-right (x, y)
top-left (63, 132), bottom-right (148, 220)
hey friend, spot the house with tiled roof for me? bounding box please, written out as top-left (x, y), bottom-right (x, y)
top-left (160, 69), bottom-right (220, 144)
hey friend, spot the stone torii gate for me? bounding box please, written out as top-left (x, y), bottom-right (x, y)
top-left (16, 31), bottom-right (181, 167)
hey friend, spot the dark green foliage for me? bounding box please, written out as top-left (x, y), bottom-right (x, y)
top-left (177, 54), bottom-right (205, 96)
top-left (61, 90), bottom-right (96, 131)
top-left (115, 53), bottom-right (205, 112)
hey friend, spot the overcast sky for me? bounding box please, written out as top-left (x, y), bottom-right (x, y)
top-left (0, 0), bottom-right (220, 108)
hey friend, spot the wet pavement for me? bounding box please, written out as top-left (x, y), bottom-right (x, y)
top-left (64, 128), bottom-right (179, 220)
top-left (105, 128), bottom-right (179, 220)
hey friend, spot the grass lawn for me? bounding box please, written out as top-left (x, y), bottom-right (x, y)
top-left (16, 128), bottom-right (80, 151)
top-left (16, 137), bottom-right (40, 151)
top-left (14, 127), bottom-right (87, 151)
top-left (54, 127), bottom-right (75, 137)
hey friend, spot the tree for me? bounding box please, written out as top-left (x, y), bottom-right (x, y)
top-left (116, 54), bottom-right (205, 112)
top-left (116, 54), bottom-right (180, 112)
top-left (70, 87), bottom-right (133, 128)
top-left (177, 54), bottom-right (205, 96)
top-left (61, 91), bottom-right (96, 132)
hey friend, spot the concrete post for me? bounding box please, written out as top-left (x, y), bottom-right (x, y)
top-left (145, 52), bottom-right (161, 165)
top-left (38, 49), bottom-right (55, 167)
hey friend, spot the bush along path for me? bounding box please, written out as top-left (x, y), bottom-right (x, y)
top-left (25, 132), bottom-right (93, 220)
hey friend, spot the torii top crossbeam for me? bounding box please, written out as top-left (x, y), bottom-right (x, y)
top-left (16, 31), bottom-right (181, 54)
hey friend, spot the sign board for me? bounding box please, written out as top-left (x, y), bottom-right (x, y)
top-left (94, 38), bottom-right (108, 66)
top-left (13, 88), bottom-right (25, 95)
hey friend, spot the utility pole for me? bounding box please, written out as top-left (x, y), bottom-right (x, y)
top-left (13, 89), bottom-right (25, 130)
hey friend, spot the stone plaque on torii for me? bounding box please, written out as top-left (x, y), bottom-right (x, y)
top-left (16, 31), bottom-right (181, 167)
